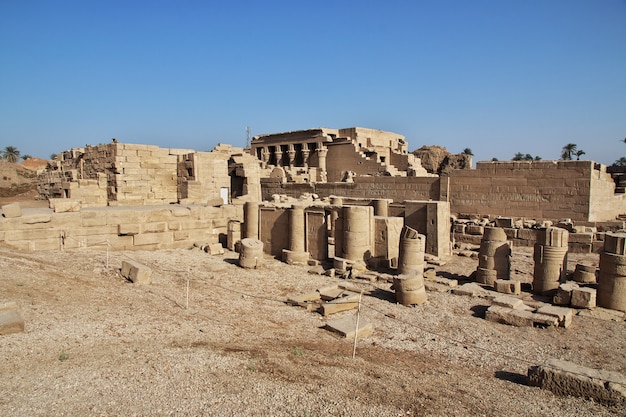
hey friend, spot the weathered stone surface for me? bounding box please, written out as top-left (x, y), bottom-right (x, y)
top-left (205, 243), bottom-right (224, 255)
top-left (0, 301), bottom-right (25, 335)
top-left (494, 279), bottom-right (521, 295)
top-left (1, 203), bottom-right (22, 218)
top-left (571, 287), bottom-right (596, 309)
top-left (492, 295), bottom-right (524, 309)
top-left (553, 282), bottom-right (579, 305)
top-left (321, 292), bottom-right (360, 316)
top-left (528, 358), bottom-right (626, 406)
top-left (324, 315), bottom-right (373, 339)
top-left (535, 305), bottom-right (573, 328)
top-left (486, 305), bottom-right (559, 328)
top-left (121, 260), bottom-right (152, 284)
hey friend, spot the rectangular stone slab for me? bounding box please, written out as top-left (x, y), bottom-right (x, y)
top-left (325, 316), bottom-right (373, 339)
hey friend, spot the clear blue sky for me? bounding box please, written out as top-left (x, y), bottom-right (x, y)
top-left (1, 0), bottom-right (625, 165)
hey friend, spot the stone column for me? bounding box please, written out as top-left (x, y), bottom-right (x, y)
top-left (373, 199), bottom-right (389, 217)
top-left (476, 227), bottom-right (511, 287)
top-left (302, 148), bottom-right (310, 168)
top-left (598, 232), bottom-right (626, 312)
top-left (287, 145), bottom-right (296, 168)
top-left (275, 149), bottom-right (283, 167)
top-left (317, 146), bottom-right (328, 181)
top-left (244, 202), bottom-right (259, 240)
top-left (533, 227), bottom-right (569, 295)
top-left (342, 206), bottom-right (372, 262)
top-left (282, 204), bottom-right (309, 265)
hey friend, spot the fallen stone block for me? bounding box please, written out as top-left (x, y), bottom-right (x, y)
top-left (0, 301), bottom-right (25, 335)
top-left (553, 282), bottom-right (579, 306)
top-left (307, 265), bottom-right (326, 275)
top-left (528, 358), bottom-right (626, 406)
top-left (535, 305), bottom-right (573, 328)
top-left (492, 295), bottom-right (524, 309)
top-left (121, 260), bottom-right (152, 284)
top-left (204, 243), bottom-right (224, 255)
top-left (1, 203), bottom-right (22, 218)
top-left (424, 276), bottom-right (458, 292)
top-left (571, 287), bottom-right (596, 309)
top-left (494, 279), bottom-right (521, 295)
top-left (321, 292), bottom-right (360, 316)
top-left (452, 282), bottom-right (497, 299)
top-left (486, 305), bottom-right (559, 328)
top-left (286, 292), bottom-right (321, 311)
top-left (324, 315), bottom-right (373, 339)
top-left (318, 286), bottom-right (343, 301)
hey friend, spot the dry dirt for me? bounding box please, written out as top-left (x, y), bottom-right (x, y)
top-left (1, 196), bottom-right (625, 416)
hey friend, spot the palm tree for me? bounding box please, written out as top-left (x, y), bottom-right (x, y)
top-left (561, 143), bottom-right (577, 160)
top-left (614, 157), bottom-right (626, 167)
top-left (21, 154), bottom-right (32, 161)
top-left (512, 152), bottom-right (525, 161)
top-left (575, 150), bottom-right (586, 160)
top-left (534, 156), bottom-right (542, 161)
top-left (462, 148), bottom-right (473, 156)
top-left (2, 146), bottom-right (20, 163)
top-left (50, 153), bottom-right (58, 160)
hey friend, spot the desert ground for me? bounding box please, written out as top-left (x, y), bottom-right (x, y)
top-left (0, 199), bottom-right (626, 416)
top-left (0, 175), bottom-right (625, 416)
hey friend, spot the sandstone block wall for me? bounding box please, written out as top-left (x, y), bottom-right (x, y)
top-left (0, 205), bottom-right (241, 252)
top-left (448, 160), bottom-right (621, 222)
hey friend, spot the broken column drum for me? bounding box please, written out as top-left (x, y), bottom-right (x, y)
top-left (342, 206), bottom-right (372, 261)
top-left (243, 202), bottom-right (259, 240)
top-left (476, 227), bottom-right (511, 286)
top-left (533, 227), bottom-right (569, 295)
top-left (282, 204), bottom-right (309, 265)
top-left (227, 220), bottom-right (241, 251)
top-left (394, 273), bottom-right (427, 306)
top-left (597, 232), bottom-right (626, 312)
top-left (238, 238), bottom-right (264, 269)
top-left (397, 226), bottom-right (426, 275)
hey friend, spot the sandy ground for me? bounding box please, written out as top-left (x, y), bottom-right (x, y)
top-left (1, 235), bottom-right (624, 416)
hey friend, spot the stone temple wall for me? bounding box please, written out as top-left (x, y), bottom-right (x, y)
top-left (0, 204), bottom-right (242, 251)
top-left (260, 160), bottom-right (624, 222)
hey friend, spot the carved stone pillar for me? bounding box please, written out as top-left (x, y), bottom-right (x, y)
top-left (287, 145), bottom-right (296, 168)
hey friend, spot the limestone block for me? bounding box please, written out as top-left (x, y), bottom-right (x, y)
top-left (81, 210), bottom-right (107, 227)
top-left (133, 232), bottom-right (173, 247)
top-left (121, 260), bottom-right (152, 284)
top-left (568, 233), bottom-right (593, 244)
top-left (453, 223), bottom-right (466, 233)
top-left (321, 292), bottom-right (360, 315)
top-left (173, 231), bottom-right (190, 241)
top-left (118, 224), bottom-right (140, 235)
top-left (503, 228), bottom-right (518, 239)
top-left (528, 358), bottom-right (625, 406)
top-left (604, 232), bottom-right (626, 255)
top-left (466, 225), bottom-right (484, 235)
top-left (0, 301), bottom-right (25, 335)
top-left (571, 287), bottom-right (596, 309)
top-left (23, 213), bottom-right (52, 224)
top-left (1, 203), bottom-right (22, 218)
top-left (553, 283), bottom-right (578, 306)
top-left (494, 279), bottom-right (521, 295)
top-left (49, 198), bottom-right (82, 213)
top-left (517, 228), bottom-right (537, 241)
top-left (142, 222), bottom-right (167, 233)
top-left (535, 305), bottom-right (573, 328)
top-left (492, 295), bottom-right (524, 309)
top-left (324, 315), bottom-right (373, 339)
top-left (495, 217), bottom-right (514, 228)
top-left (486, 305), bottom-right (559, 328)
top-left (204, 243), bottom-right (224, 255)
